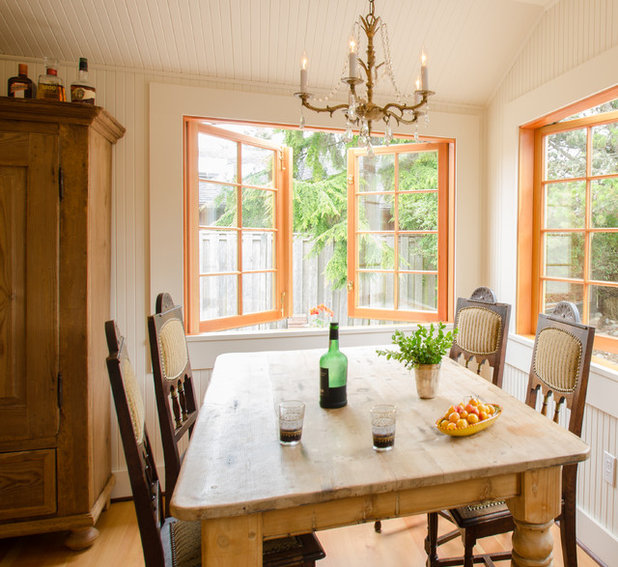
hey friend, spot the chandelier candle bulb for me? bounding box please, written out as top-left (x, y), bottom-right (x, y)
top-left (420, 50), bottom-right (429, 91)
top-left (300, 52), bottom-right (308, 93)
top-left (348, 38), bottom-right (358, 78)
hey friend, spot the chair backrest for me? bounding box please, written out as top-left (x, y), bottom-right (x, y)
top-left (147, 292), bottom-right (198, 517)
top-left (526, 302), bottom-right (595, 437)
top-left (450, 287), bottom-right (511, 388)
top-left (105, 321), bottom-right (167, 567)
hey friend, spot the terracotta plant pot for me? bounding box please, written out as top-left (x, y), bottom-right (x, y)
top-left (414, 363), bottom-right (441, 399)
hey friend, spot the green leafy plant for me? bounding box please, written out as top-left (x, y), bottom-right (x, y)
top-left (376, 323), bottom-right (457, 369)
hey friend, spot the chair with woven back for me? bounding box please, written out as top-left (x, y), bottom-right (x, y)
top-left (424, 301), bottom-right (595, 567)
top-left (147, 292), bottom-right (198, 519)
top-left (106, 320), bottom-right (326, 567)
top-left (449, 286), bottom-right (511, 388)
top-left (374, 287), bottom-right (511, 535)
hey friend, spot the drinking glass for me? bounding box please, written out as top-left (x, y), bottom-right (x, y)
top-left (278, 401), bottom-right (305, 446)
top-left (371, 404), bottom-right (396, 451)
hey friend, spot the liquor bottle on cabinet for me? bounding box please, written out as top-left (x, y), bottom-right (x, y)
top-left (7, 64), bottom-right (35, 98)
top-left (37, 59), bottom-right (66, 102)
top-left (319, 322), bottom-right (348, 408)
top-left (70, 58), bottom-right (96, 104)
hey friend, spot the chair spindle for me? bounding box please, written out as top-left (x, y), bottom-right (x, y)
top-left (170, 386), bottom-right (182, 428)
top-left (178, 379), bottom-right (188, 421)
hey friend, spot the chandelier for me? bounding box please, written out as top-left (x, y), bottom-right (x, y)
top-left (295, 0), bottom-right (434, 152)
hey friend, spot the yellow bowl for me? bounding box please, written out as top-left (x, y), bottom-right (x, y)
top-left (435, 404), bottom-right (502, 437)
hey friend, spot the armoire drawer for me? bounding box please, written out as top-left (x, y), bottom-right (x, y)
top-left (0, 449), bottom-right (56, 521)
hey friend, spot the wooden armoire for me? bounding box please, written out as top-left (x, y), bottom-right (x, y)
top-left (0, 98), bottom-right (124, 548)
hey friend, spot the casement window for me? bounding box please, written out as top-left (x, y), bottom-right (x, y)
top-left (185, 120), bottom-right (454, 333)
top-left (184, 121), bottom-right (292, 333)
top-left (518, 88), bottom-right (618, 353)
top-left (347, 142), bottom-right (452, 322)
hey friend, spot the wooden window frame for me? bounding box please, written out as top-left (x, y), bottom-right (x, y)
top-left (517, 85), bottom-right (618, 353)
top-left (346, 141), bottom-right (454, 323)
top-left (184, 119), bottom-right (292, 334)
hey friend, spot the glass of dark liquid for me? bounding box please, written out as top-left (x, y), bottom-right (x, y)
top-left (278, 401), bottom-right (305, 446)
top-left (371, 404), bottom-right (396, 452)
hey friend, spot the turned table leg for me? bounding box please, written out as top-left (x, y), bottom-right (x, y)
top-left (507, 467), bottom-right (562, 567)
top-left (203, 514), bottom-right (263, 566)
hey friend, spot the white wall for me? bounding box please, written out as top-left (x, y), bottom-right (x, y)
top-left (486, 0), bottom-right (618, 562)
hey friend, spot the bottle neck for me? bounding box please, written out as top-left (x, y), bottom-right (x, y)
top-left (78, 70), bottom-right (89, 81)
top-left (328, 325), bottom-right (339, 350)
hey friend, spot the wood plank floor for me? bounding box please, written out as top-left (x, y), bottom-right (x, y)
top-left (0, 501), bottom-right (599, 566)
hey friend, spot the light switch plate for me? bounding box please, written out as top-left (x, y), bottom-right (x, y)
top-left (603, 451), bottom-right (616, 486)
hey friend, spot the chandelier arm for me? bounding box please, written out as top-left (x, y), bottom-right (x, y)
top-left (300, 96), bottom-right (350, 117)
top-left (382, 93), bottom-right (432, 115)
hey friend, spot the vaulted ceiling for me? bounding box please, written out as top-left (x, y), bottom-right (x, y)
top-left (0, 0), bottom-right (555, 106)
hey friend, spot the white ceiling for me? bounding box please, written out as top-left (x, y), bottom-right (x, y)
top-left (0, 0), bottom-right (554, 106)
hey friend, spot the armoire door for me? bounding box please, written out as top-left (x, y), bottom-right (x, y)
top-left (0, 131), bottom-right (60, 443)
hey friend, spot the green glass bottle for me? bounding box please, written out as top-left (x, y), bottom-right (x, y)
top-left (319, 322), bottom-right (348, 408)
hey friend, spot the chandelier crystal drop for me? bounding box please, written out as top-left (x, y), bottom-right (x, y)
top-left (295, 0), bottom-right (434, 149)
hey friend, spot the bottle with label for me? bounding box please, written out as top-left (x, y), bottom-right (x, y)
top-left (7, 64), bottom-right (35, 98)
top-left (70, 57), bottom-right (96, 104)
top-left (37, 60), bottom-right (66, 101)
top-left (319, 322), bottom-right (348, 408)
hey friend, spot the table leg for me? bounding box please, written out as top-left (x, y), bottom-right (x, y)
top-left (203, 514), bottom-right (263, 566)
top-left (507, 467), bottom-right (562, 567)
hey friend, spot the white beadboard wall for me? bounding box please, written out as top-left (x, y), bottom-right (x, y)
top-left (486, 0), bottom-right (618, 563)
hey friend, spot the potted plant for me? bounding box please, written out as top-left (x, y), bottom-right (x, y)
top-left (377, 323), bottom-right (457, 399)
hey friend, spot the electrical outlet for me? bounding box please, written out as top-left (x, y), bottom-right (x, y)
top-left (603, 451), bottom-right (616, 486)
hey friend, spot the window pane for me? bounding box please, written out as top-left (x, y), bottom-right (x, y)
top-left (199, 230), bottom-right (237, 273)
top-left (543, 281), bottom-right (584, 314)
top-left (398, 235), bottom-right (437, 271)
top-left (544, 181), bottom-right (585, 229)
top-left (591, 178), bottom-right (618, 228)
top-left (589, 285), bottom-right (618, 335)
top-left (242, 231), bottom-right (275, 271)
top-left (398, 192), bottom-right (438, 230)
top-left (359, 234), bottom-right (394, 269)
top-left (358, 272), bottom-right (394, 309)
top-left (200, 275), bottom-right (238, 319)
top-left (199, 183), bottom-right (236, 227)
top-left (242, 272), bottom-right (274, 314)
top-left (544, 233), bottom-right (584, 279)
top-left (544, 129), bottom-right (586, 180)
top-left (590, 232), bottom-right (618, 282)
top-left (358, 194), bottom-right (394, 231)
top-left (399, 274), bottom-right (438, 311)
top-left (198, 133), bottom-right (237, 183)
top-left (242, 188), bottom-right (274, 228)
top-left (592, 122), bottom-right (618, 176)
top-left (398, 151), bottom-right (438, 191)
top-left (542, 280), bottom-right (583, 314)
top-left (358, 153), bottom-right (395, 192)
top-left (242, 144), bottom-right (274, 187)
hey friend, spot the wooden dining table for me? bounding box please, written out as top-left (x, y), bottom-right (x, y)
top-left (170, 345), bottom-right (589, 567)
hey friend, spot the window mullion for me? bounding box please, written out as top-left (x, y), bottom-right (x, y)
top-left (393, 154), bottom-right (399, 311)
top-left (582, 125), bottom-right (593, 323)
top-left (237, 142), bottom-right (243, 317)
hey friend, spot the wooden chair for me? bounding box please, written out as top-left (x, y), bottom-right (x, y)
top-left (449, 286), bottom-right (511, 388)
top-left (424, 301), bottom-right (595, 567)
top-left (106, 320), bottom-right (326, 567)
top-left (375, 287), bottom-right (511, 534)
top-left (147, 292), bottom-right (198, 518)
